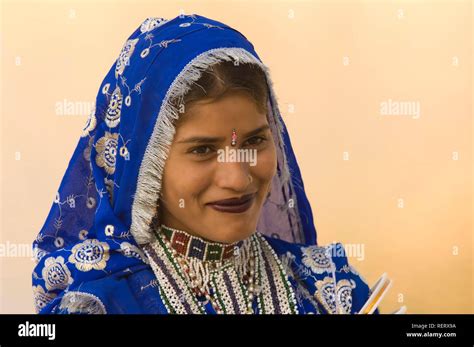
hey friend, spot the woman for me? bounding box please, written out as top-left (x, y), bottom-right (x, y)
top-left (32, 14), bottom-right (378, 314)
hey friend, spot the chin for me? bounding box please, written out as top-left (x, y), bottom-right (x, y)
top-left (211, 225), bottom-right (257, 244)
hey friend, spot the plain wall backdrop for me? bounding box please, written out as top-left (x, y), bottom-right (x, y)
top-left (0, 0), bottom-right (472, 313)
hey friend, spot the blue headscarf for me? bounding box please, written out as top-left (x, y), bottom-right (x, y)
top-left (32, 14), bottom-right (319, 314)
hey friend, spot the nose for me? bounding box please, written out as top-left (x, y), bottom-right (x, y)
top-left (214, 161), bottom-right (251, 192)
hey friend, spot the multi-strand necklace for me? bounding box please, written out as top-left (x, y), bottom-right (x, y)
top-left (143, 224), bottom-right (299, 314)
top-left (159, 224), bottom-right (258, 314)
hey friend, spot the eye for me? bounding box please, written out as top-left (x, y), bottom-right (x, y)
top-left (190, 145), bottom-right (214, 156)
top-left (243, 136), bottom-right (267, 147)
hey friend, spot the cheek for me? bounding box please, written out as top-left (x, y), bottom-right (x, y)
top-left (252, 145), bottom-right (277, 183)
top-left (162, 156), bottom-right (212, 204)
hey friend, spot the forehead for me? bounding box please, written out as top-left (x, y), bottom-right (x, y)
top-left (176, 92), bottom-right (267, 134)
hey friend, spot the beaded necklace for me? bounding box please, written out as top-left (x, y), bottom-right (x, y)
top-left (143, 225), bottom-right (299, 314)
top-left (160, 224), bottom-right (242, 262)
top-left (160, 224), bottom-right (256, 314)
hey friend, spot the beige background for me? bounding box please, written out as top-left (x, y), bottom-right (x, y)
top-left (0, 0), bottom-right (472, 313)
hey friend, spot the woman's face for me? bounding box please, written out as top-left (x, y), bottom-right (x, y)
top-left (159, 91), bottom-right (277, 244)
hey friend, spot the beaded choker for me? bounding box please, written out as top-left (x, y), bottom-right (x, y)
top-left (144, 229), bottom-right (299, 314)
top-left (158, 224), bottom-right (243, 262)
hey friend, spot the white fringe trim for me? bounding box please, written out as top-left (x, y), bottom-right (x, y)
top-left (130, 47), bottom-right (303, 245)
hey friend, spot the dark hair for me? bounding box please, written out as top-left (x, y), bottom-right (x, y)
top-left (176, 60), bottom-right (269, 116)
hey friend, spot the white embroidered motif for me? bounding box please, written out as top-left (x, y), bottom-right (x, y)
top-left (68, 239), bottom-right (110, 272)
top-left (115, 39), bottom-right (139, 78)
top-left (140, 17), bottom-right (168, 33)
top-left (95, 131), bottom-right (118, 175)
top-left (42, 256), bottom-right (73, 291)
top-left (105, 86), bottom-right (122, 128)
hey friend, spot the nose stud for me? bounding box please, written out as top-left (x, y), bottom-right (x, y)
top-left (231, 128), bottom-right (237, 146)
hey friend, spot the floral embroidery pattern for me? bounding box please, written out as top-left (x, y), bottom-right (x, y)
top-left (33, 246), bottom-right (49, 265)
top-left (105, 86), bottom-right (123, 128)
top-left (119, 76), bottom-right (146, 108)
top-left (301, 245), bottom-right (335, 274)
top-left (140, 17), bottom-right (168, 33)
top-left (33, 285), bottom-right (57, 313)
top-left (95, 131), bottom-right (118, 175)
top-left (81, 108), bottom-right (97, 138)
top-left (42, 256), bottom-right (73, 291)
top-left (115, 38), bottom-right (139, 78)
top-left (59, 291), bottom-right (107, 314)
top-left (68, 239), bottom-right (110, 272)
top-left (141, 35), bottom-right (181, 59)
top-left (314, 277), bottom-right (355, 314)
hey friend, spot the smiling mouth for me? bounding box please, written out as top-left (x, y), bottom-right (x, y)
top-left (206, 193), bottom-right (256, 213)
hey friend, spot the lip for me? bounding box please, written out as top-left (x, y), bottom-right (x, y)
top-left (207, 193), bottom-right (256, 213)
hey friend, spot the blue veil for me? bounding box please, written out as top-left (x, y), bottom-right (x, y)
top-left (32, 14), bottom-right (318, 313)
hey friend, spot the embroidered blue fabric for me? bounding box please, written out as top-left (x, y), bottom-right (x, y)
top-left (32, 14), bottom-right (376, 314)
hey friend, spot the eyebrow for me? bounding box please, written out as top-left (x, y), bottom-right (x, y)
top-left (176, 124), bottom-right (271, 144)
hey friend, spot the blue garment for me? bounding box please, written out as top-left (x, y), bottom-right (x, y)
top-left (32, 14), bottom-right (375, 314)
top-left (36, 236), bottom-right (374, 314)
